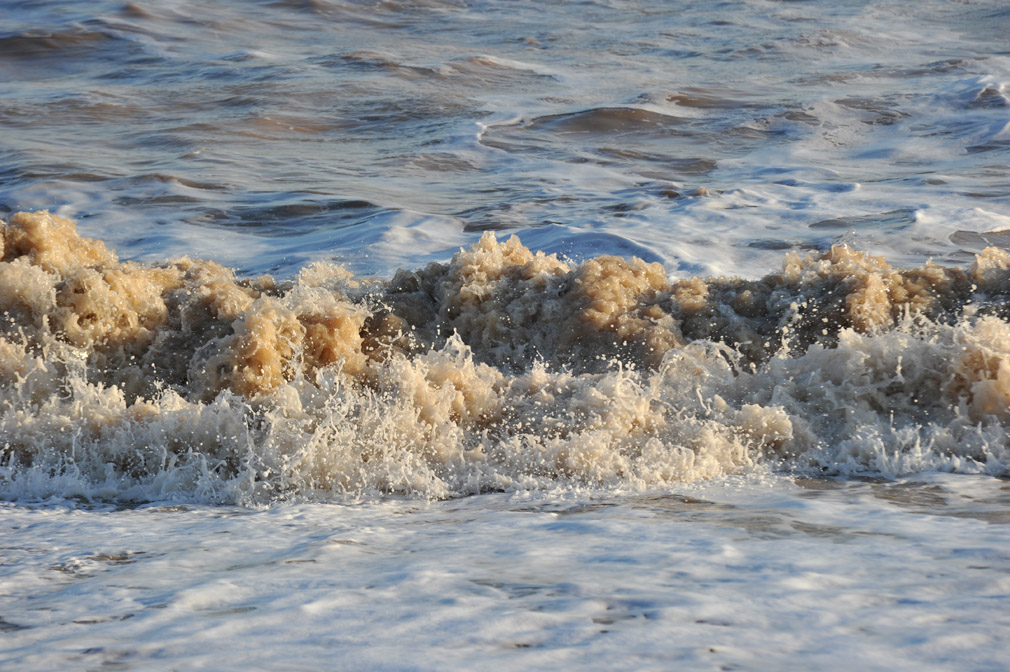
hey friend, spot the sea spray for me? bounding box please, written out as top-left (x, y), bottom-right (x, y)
top-left (1, 210), bottom-right (1008, 503)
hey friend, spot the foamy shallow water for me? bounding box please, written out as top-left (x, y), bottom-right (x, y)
top-left (3, 474), bottom-right (1009, 671)
top-left (3, 0), bottom-right (1010, 667)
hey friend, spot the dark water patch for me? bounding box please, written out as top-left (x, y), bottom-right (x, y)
top-left (636, 501), bottom-right (855, 543)
top-left (870, 482), bottom-right (948, 509)
top-left (455, 201), bottom-right (526, 231)
top-left (663, 87), bottom-right (766, 110)
top-left (965, 139), bottom-right (1010, 155)
top-left (409, 152), bottom-right (479, 173)
top-left (235, 198), bottom-right (381, 221)
top-left (0, 25), bottom-right (150, 79)
top-left (634, 491), bottom-right (895, 543)
top-left (114, 194), bottom-right (203, 207)
top-left (775, 106), bottom-right (816, 125)
top-left (510, 501), bottom-right (620, 516)
top-left (72, 613), bottom-right (135, 624)
top-left (48, 561), bottom-right (96, 579)
top-left (834, 96), bottom-right (910, 126)
top-left (837, 58), bottom-right (968, 86)
top-left (125, 174), bottom-right (230, 192)
top-left (522, 107), bottom-right (691, 137)
top-left (0, 27), bottom-right (118, 58)
top-left (72, 645), bottom-right (137, 670)
top-left (186, 197), bottom-right (386, 237)
top-left (12, 165), bottom-right (121, 183)
top-left (868, 480), bottom-right (1010, 524)
top-left (941, 509), bottom-right (1010, 525)
top-left (204, 606), bottom-right (257, 616)
top-left (600, 200), bottom-right (649, 215)
top-left (630, 494), bottom-right (726, 515)
top-left (118, 2), bottom-right (155, 19)
top-left (968, 84), bottom-right (1010, 109)
top-left (950, 229), bottom-right (1010, 253)
top-left (265, 0), bottom-right (336, 14)
top-left (810, 209), bottom-right (917, 231)
top-left (86, 551), bottom-right (147, 566)
top-left (481, 107), bottom-right (699, 168)
top-left (0, 617), bottom-right (31, 632)
top-left (482, 105), bottom-right (779, 179)
top-left (596, 148), bottom-right (717, 176)
top-left (746, 238), bottom-right (824, 252)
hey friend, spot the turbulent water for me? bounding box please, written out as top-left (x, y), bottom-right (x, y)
top-left (2, 1), bottom-right (1010, 670)
top-left (2, 210), bottom-right (1010, 503)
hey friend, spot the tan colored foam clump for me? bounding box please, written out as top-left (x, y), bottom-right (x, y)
top-left (387, 338), bottom-right (505, 433)
top-left (0, 211), bottom-right (377, 400)
top-left (431, 232), bottom-right (571, 363)
top-left (170, 276), bottom-right (374, 399)
top-left (825, 247), bottom-right (959, 331)
top-left (383, 234), bottom-right (997, 375)
top-left (53, 264), bottom-right (181, 358)
top-left (227, 299), bottom-right (305, 396)
top-left (564, 254), bottom-right (681, 366)
top-left (2, 210), bottom-right (115, 274)
top-left (1, 208), bottom-right (1009, 423)
top-left (968, 246), bottom-right (1010, 293)
top-left (0, 259), bottom-right (57, 331)
top-left (386, 233), bottom-right (684, 370)
top-left (947, 317), bottom-right (1010, 421)
top-left (211, 294), bottom-right (368, 397)
top-left (0, 336), bottom-right (28, 386)
top-left (781, 245), bottom-right (965, 333)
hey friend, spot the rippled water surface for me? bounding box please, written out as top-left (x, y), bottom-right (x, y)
top-left (2, 0), bottom-right (1009, 276)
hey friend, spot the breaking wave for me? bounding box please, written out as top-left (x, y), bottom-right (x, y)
top-left (1, 210), bottom-right (1009, 503)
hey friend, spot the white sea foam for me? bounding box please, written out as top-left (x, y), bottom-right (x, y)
top-left (2, 473), bottom-right (1008, 671)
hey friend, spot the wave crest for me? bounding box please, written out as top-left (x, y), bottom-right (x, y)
top-left (1, 210), bottom-right (1009, 503)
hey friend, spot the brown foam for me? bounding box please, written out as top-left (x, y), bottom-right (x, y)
top-left (1, 210), bottom-right (1009, 501)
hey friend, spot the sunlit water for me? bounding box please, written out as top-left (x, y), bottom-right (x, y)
top-left (3, 0), bottom-right (1010, 278)
top-left (2, 0), bottom-right (1010, 669)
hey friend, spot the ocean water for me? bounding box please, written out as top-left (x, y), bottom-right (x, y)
top-left (2, 0), bottom-right (1010, 669)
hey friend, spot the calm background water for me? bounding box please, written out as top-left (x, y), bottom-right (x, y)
top-left (2, 1), bottom-right (1010, 670)
top-left (2, 0), bottom-right (1009, 277)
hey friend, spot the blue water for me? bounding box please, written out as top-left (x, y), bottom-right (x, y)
top-left (2, 0), bottom-right (1009, 277)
